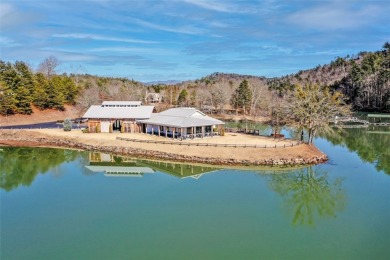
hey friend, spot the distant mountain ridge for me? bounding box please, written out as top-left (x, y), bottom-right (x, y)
top-left (144, 80), bottom-right (183, 85)
top-left (1, 43), bottom-right (389, 116)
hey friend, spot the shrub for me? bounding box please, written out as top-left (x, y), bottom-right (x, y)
top-left (63, 118), bottom-right (72, 131)
top-left (82, 128), bottom-right (89, 133)
top-left (96, 124), bottom-right (101, 133)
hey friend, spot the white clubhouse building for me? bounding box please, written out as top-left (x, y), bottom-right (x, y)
top-left (82, 101), bottom-right (224, 138)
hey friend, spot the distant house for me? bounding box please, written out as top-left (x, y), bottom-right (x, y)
top-left (146, 93), bottom-right (163, 103)
top-left (138, 107), bottom-right (224, 139)
top-left (82, 101), bottom-right (154, 133)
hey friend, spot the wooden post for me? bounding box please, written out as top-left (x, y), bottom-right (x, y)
top-left (165, 126), bottom-right (168, 138)
top-left (158, 126), bottom-right (160, 137)
top-left (172, 127), bottom-right (175, 139)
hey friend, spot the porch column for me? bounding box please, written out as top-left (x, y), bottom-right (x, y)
top-left (165, 126), bottom-right (167, 138)
top-left (202, 126), bottom-right (205, 137)
top-left (181, 127), bottom-right (183, 138)
top-left (151, 126), bottom-right (154, 135)
top-left (158, 126), bottom-right (160, 137)
top-left (211, 125), bottom-right (214, 137)
top-left (192, 127), bottom-right (195, 137)
top-left (172, 127), bottom-right (175, 139)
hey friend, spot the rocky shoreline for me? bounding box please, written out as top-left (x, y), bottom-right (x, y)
top-left (0, 133), bottom-right (328, 167)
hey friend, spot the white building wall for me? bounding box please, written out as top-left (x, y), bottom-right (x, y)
top-left (101, 121), bottom-right (111, 133)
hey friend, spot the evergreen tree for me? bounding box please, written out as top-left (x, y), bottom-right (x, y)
top-left (0, 86), bottom-right (17, 115)
top-left (177, 89), bottom-right (188, 106)
top-left (33, 73), bottom-right (49, 109)
top-left (47, 76), bottom-right (65, 110)
top-left (231, 79), bottom-right (252, 114)
top-left (60, 76), bottom-right (78, 104)
top-left (14, 86), bottom-right (32, 114)
top-left (14, 61), bottom-right (35, 95)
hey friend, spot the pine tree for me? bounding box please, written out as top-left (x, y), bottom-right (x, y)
top-left (14, 61), bottom-right (35, 95)
top-left (0, 87), bottom-right (17, 115)
top-left (177, 89), bottom-right (188, 106)
top-left (33, 73), bottom-right (49, 109)
top-left (15, 86), bottom-right (32, 114)
top-left (231, 79), bottom-right (252, 114)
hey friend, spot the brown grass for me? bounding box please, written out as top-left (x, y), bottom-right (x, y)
top-left (0, 105), bottom-right (83, 127)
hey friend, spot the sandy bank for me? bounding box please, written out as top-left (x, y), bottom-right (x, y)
top-left (0, 129), bottom-right (328, 166)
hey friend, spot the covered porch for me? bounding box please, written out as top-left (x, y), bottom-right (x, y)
top-left (141, 124), bottom-right (224, 140)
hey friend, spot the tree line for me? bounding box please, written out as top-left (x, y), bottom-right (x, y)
top-left (269, 42), bottom-right (390, 112)
top-left (0, 57), bottom-right (78, 115)
top-left (3, 44), bottom-right (387, 143)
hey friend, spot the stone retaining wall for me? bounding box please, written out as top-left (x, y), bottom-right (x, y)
top-left (0, 133), bottom-right (328, 166)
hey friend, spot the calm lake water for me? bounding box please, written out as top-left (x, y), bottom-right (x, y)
top-left (1, 126), bottom-right (389, 259)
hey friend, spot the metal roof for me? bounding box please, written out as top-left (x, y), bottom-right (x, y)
top-left (138, 107), bottom-right (224, 127)
top-left (158, 107), bottom-right (206, 117)
top-left (82, 105), bottom-right (154, 119)
top-left (85, 165), bottom-right (155, 175)
top-left (102, 101), bottom-right (142, 106)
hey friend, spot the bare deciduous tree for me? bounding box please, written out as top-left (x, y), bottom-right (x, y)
top-left (38, 56), bottom-right (59, 77)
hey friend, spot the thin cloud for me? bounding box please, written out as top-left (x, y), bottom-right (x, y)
top-left (183, 0), bottom-right (271, 14)
top-left (0, 36), bottom-right (20, 47)
top-left (133, 18), bottom-right (206, 35)
top-left (183, 0), bottom-right (237, 13)
top-left (287, 4), bottom-right (383, 30)
top-left (52, 33), bottom-right (158, 44)
top-left (0, 3), bottom-right (13, 17)
top-left (88, 47), bottom-right (178, 55)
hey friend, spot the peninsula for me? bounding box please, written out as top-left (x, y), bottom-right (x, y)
top-left (0, 129), bottom-right (327, 166)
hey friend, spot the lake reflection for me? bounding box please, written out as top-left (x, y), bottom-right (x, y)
top-left (320, 126), bottom-right (390, 174)
top-left (85, 152), bottom-right (222, 179)
top-left (267, 167), bottom-right (346, 226)
top-left (0, 147), bottom-right (80, 191)
top-left (1, 144), bottom-right (389, 259)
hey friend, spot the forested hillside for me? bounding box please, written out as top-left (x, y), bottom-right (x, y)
top-left (1, 43), bottom-right (389, 117)
top-left (269, 43), bottom-right (390, 112)
top-left (0, 58), bottom-right (78, 115)
top-left (0, 57), bottom-right (145, 116)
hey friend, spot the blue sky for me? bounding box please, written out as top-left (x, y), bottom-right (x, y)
top-left (0, 0), bottom-right (389, 82)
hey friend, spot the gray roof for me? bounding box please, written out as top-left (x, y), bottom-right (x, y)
top-left (83, 105), bottom-right (154, 119)
top-left (102, 101), bottom-right (142, 106)
top-left (85, 166), bottom-right (155, 175)
top-left (138, 107), bottom-right (224, 127)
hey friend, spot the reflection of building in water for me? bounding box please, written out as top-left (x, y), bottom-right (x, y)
top-left (86, 152), bottom-right (220, 179)
top-left (85, 165), bottom-right (155, 177)
top-left (137, 159), bottom-right (220, 179)
top-left (86, 152), bottom-right (155, 177)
